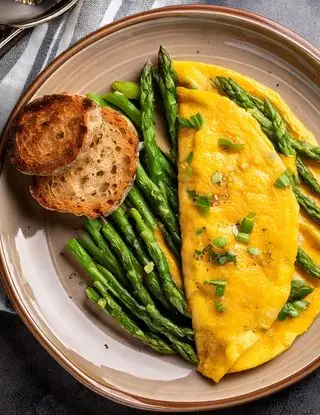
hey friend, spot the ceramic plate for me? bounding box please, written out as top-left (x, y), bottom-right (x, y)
top-left (1, 6), bottom-right (320, 412)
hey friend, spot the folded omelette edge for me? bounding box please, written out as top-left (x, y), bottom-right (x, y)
top-left (177, 87), bottom-right (299, 382)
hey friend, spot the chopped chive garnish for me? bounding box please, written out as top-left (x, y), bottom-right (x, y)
top-left (195, 249), bottom-right (203, 259)
top-left (211, 251), bottom-right (237, 265)
top-left (218, 138), bottom-right (244, 152)
top-left (205, 280), bottom-right (227, 297)
top-left (177, 113), bottom-right (204, 130)
top-left (196, 227), bottom-right (206, 235)
top-left (247, 246), bottom-right (261, 256)
top-left (186, 152), bottom-right (193, 163)
top-left (239, 212), bottom-right (256, 234)
top-left (212, 236), bottom-right (227, 248)
top-left (214, 301), bottom-right (226, 312)
top-left (187, 190), bottom-right (212, 216)
top-left (274, 169), bottom-right (295, 189)
top-left (288, 279), bottom-right (313, 302)
top-left (278, 300), bottom-right (309, 321)
top-left (211, 172), bottom-right (223, 184)
top-left (236, 232), bottom-right (250, 245)
top-left (144, 262), bottom-right (154, 274)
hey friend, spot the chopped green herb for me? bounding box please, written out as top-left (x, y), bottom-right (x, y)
top-left (274, 169), bottom-right (295, 189)
top-left (239, 212), bottom-right (256, 234)
top-left (211, 172), bottom-right (223, 184)
top-left (177, 113), bottom-right (204, 130)
top-left (194, 249), bottom-right (203, 259)
top-left (218, 138), bottom-right (244, 152)
top-left (236, 232), bottom-right (250, 245)
top-left (212, 236), bottom-right (227, 248)
top-left (186, 152), bottom-right (193, 163)
top-left (278, 300), bottom-right (309, 321)
top-left (144, 262), bottom-right (154, 274)
top-left (196, 227), bottom-right (206, 235)
top-left (288, 279), bottom-right (313, 302)
top-left (211, 251), bottom-right (237, 265)
top-left (214, 301), bottom-right (226, 312)
top-left (187, 190), bottom-right (212, 216)
top-left (205, 280), bottom-right (227, 297)
top-left (247, 246), bottom-right (261, 256)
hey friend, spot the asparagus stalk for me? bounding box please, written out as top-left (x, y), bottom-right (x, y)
top-left (127, 186), bottom-right (180, 261)
top-left (83, 218), bottom-right (125, 276)
top-left (112, 81), bottom-right (140, 100)
top-left (94, 278), bottom-right (197, 363)
top-left (111, 207), bottom-right (171, 310)
top-left (157, 46), bottom-right (179, 161)
top-left (296, 247), bottom-right (320, 279)
top-left (130, 208), bottom-right (190, 318)
top-left (294, 187), bottom-right (320, 223)
top-left (127, 186), bottom-right (157, 230)
top-left (77, 230), bottom-right (128, 288)
top-left (87, 287), bottom-right (175, 355)
top-left (101, 221), bottom-right (193, 339)
top-left (296, 157), bottom-right (320, 194)
top-left (263, 99), bottom-right (295, 156)
top-left (102, 91), bottom-right (142, 128)
top-left (86, 93), bottom-right (109, 107)
top-left (136, 164), bottom-right (181, 250)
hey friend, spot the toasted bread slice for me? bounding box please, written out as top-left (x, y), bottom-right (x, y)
top-left (8, 94), bottom-right (102, 176)
top-left (30, 107), bottom-right (139, 218)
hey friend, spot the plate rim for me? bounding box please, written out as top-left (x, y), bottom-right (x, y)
top-left (1, 5), bottom-right (320, 412)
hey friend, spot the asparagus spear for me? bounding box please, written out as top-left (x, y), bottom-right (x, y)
top-left (127, 186), bottom-right (180, 261)
top-left (94, 278), bottom-right (197, 363)
top-left (296, 247), bottom-right (320, 279)
top-left (296, 157), bottom-right (320, 194)
top-left (77, 230), bottom-right (128, 288)
top-left (294, 187), bottom-right (320, 223)
top-left (112, 81), bottom-right (140, 100)
top-left (101, 221), bottom-right (193, 339)
top-left (87, 287), bottom-right (175, 354)
top-left (157, 46), bottom-right (179, 161)
top-left (110, 207), bottom-right (171, 310)
top-left (215, 77), bottom-right (320, 162)
top-left (291, 139), bottom-right (320, 163)
top-left (102, 91), bottom-right (142, 128)
top-left (86, 93), bottom-right (109, 107)
top-left (127, 186), bottom-right (157, 230)
top-left (136, 164), bottom-right (181, 250)
top-left (263, 99), bottom-right (295, 156)
top-left (130, 208), bottom-right (190, 318)
top-left (83, 218), bottom-right (125, 276)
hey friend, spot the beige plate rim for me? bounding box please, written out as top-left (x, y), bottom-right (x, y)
top-left (1, 5), bottom-right (320, 412)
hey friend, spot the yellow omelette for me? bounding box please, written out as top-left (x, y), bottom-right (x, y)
top-left (177, 87), bottom-right (299, 382)
top-left (173, 61), bottom-right (320, 375)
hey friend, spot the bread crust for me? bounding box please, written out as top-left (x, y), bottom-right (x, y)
top-left (30, 107), bottom-right (139, 218)
top-left (8, 94), bottom-right (102, 176)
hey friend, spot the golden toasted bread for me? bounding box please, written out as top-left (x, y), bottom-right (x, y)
top-left (8, 94), bottom-right (102, 176)
top-left (30, 107), bottom-right (139, 218)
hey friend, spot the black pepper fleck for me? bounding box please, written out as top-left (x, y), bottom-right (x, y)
top-left (104, 344), bottom-right (109, 350)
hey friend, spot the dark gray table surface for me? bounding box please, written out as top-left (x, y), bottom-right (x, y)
top-left (1, 1), bottom-right (320, 414)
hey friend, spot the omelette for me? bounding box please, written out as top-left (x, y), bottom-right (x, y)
top-left (176, 87), bottom-right (299, 382)
top-left (174, 61), bottom-right (320, 378)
